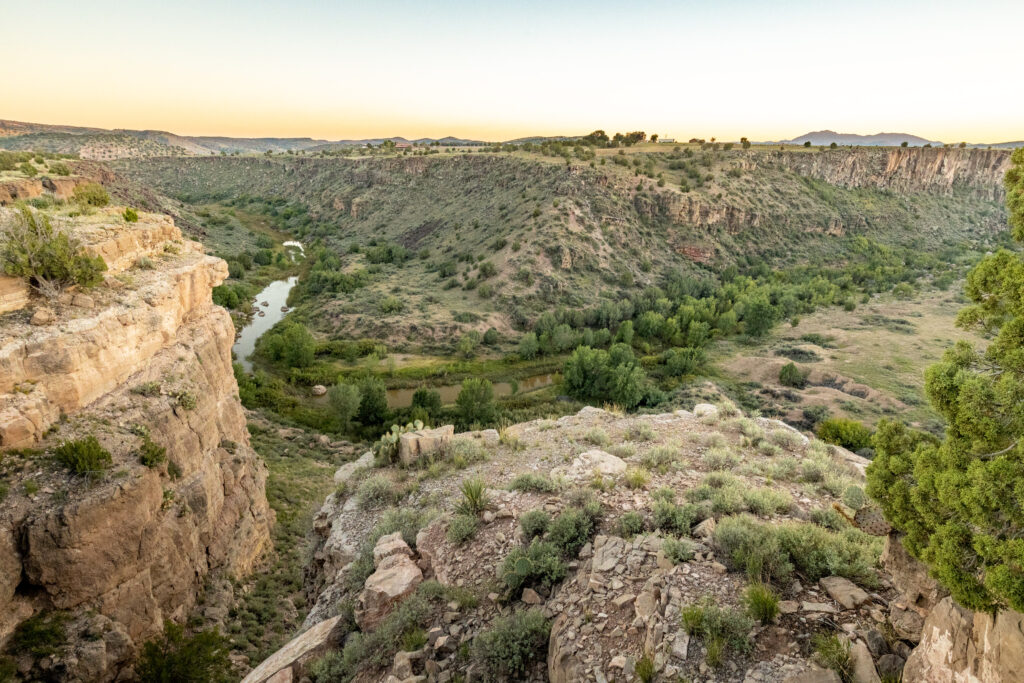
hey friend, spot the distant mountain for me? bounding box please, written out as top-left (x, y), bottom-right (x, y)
top-left (780, 130), bottom-right (942, 147)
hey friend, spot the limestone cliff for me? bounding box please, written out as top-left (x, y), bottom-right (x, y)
top-left (0, 207), bottom-right (272, 681)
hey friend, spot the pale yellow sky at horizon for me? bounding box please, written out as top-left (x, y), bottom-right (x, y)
top-left (5, 0), bottom-right (1023, 143)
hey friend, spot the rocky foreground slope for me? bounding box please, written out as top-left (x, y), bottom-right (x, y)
top-left (0, 207), bottom-right (272, 681)
top-left (244, 400), bottom-right (1024, 683)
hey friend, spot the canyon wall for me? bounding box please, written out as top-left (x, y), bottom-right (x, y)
top-left (763, 146), bottom-right (1012, 201)
top-left (0, 208), bottom-right (272, 681)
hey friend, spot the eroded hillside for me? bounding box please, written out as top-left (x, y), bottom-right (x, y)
top-left (110, 147), bottom-right (1009, 343)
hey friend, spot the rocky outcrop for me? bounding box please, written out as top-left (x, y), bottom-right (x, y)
top-left (0, 175), bottom-right (94, 206)
top-left (0, 276), bottom-right (29, 315)
top-left (398, 424), bottom-right (454, 466)
top-left (355, 535), bottom-right (423, 630)
top-left (769, 147), bottom-right (1011, 201)
top-left (902, 598), bottom-right (1024, 683)
top-left (0, 208), bottom-right (272, 680)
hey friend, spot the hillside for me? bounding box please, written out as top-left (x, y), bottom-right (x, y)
top-left (110, 146), bottom-right (1009, 345)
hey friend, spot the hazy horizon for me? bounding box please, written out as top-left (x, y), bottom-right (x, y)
top-left (6, 0), bottom-right (1023, 142)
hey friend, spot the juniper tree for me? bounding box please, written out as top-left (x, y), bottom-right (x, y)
top-left (867, 148), bottom-right (1024, 613)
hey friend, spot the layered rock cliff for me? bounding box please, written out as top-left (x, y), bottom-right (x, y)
top-left (0, 207), bottom-right (272, 681)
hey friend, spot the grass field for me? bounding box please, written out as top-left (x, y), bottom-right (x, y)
top-left (713, 287), bottom-right (985, 432)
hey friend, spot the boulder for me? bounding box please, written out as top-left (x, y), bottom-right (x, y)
top-left (693, 517), bottom-right (716, 540)
top-left (241, 614), bottom-right (346, 683)
top-left (876, 654), bottom-right (905, 681)
top-left (373, 532), bottom-right (414, 567)
top-left (551, 449), bottom-right (627, 482)
top-left (398, 425), bottom-right (454, 466)
top-left (334, 451), bottom-right (374, 484)
top-left (849, 641), bottom-right (880, 683)
top-left (693, 403), bottom-right (718, 418)
top-left (820, 576), bottom-right (871, 610)
top-left (29, 307), bottom-right (54, 325)
top-left (311, 385), bottom-right (327, 396)
top-left (356, 554), bottom-right (423, 630)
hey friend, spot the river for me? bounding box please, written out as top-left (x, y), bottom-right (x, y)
top-left (232, 242), bottom-right (304, 372)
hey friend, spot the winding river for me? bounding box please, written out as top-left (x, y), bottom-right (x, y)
top-left (232, 242), bottom-right (304, 372)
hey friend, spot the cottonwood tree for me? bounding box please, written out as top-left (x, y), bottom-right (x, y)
top-left (867, 148), bottom-right (1024, 613)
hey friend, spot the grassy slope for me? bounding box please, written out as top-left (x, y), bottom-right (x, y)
top-left (113, 150), bottom-right (1005, 349)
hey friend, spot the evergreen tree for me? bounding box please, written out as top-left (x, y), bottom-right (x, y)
top-left (867, 148), bottom-right (1024, 613)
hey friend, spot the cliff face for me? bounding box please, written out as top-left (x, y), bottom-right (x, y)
top-left (764, 147), bottom-right (1012, 201)
top-left (0, 208), bottom-right (272, 681)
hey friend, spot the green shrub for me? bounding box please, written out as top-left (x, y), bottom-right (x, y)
top-left (455, 477), bottom-right (489, 516)
top-left (743, 488), bottom-right (793, 516)
top-left (123, 207), bottom-right (139, 222)
top-left (641, 444), bottom-right (678, 473)
top-left (703, 446), bottom-right (739, 471)
top-left (1, 207), bottom-right (107, 297)
top-left (176, 391), bottom-right (198, 410)
top-left (626, 423), bottom-right (657, 441)
top-left (447, 514), bottom-right (479, 545)
top-left (678, 600), bottom-right (753, 668)
top-left (634, 653), bottom-right (656, 683)
top-left (137, 621), bottom-right (232, 683)
top-left (714, 515), bottom-right (880, 587)
top-left (547, 507), bottom-right (598, 557)
top-left (7, 612), bottom-right (67, 658)
top-left (663, 537), bottom-right (695, 564)
top-left (49, 162), bottom-right (71, 176)
top-left (500, 540), bottom-right (567, 597)
top-left (472, 609), bottom-right (550, 680)
top-left (583, 428), bottom-right (610, 447)
top-left (769, 428), bottom-right (806, 451)
top-left (713, 514), bottom-right (793, 582)
top-left (72, 182), bottom-right (110, 207)
top-left (309, 581), bottom-right (448, 681)
top-left (509, 473), bottom-right (557, 493)
top-left (817, 418), bottom-right (872, 451)
top-left (812, 632), bottom-right (853, 682)
top-left (18, 162), bottom-right (37, 177)
top-left (624, 467), bottom-right (650, 489)
top-left (139, 435), bottom-right (166, 468)
top-left (744, 583), bottom-right (780, 624)
top-left (652, 499), bottom-right (697, 535)
top-left (53, 436), bottom-right (111, 479)
top-left (519, 510), bottom-right (551, 539)
top-left (617, 511), bottom-right (646, 538)
top-left (779, 362), bottom-right (807, 388)
top-left (356, 475), bottom-right (403, 509)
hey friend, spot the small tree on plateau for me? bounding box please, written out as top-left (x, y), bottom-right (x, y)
top-left (1, 207), bottom-right (107, 298)
top-left (867, 148), bottom-right (1024, 614)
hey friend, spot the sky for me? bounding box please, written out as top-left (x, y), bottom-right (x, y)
top-left (5, 0), bottom-right (1022, 143)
